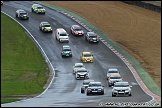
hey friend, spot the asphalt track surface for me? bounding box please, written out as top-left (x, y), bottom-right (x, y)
top-left (1, 1), bottom-right (155, 107)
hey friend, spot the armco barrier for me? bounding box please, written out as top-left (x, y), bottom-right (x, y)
top-left (121, 1), bottom-right (161, 13)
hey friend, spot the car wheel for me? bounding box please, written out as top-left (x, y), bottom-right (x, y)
top-left (112, 93), bottom-right (115, 97)
top-left (43, 29), bottom-right (46, 33)
top-left (81, 90), bottom-right (84, 93)
top-left (86, 92), bottom-right (90, 96)
top-left (15, 14), bottom-right (17, 18)
top-left (101, 92), bottom-right (104, 95)
top-left (129, 93), bottom-right (132, 96)
top-left (31, 8), bottom-right (33, 12)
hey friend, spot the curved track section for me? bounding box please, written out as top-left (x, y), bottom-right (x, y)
top-left (1, 1), bottom-right (157, 107)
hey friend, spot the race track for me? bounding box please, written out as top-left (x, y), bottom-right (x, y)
top-left (1, 1), bottom-right (154, 107)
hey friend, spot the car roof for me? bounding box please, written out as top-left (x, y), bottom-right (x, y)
top-left (41, 22), bottom-right (50, 25)
top-left (115, 81), bottom-right (129, 85)
top-left (108, 68), bottom-right (118, 71)
top-left (33, 4), bottom-right (43, 7)
top-left (63, 45), bottom-right (70, 49)
top-left (89, 81), bottom-right (101, 84)
top-left (110, 73), bottom-right (121, 77)
top-left (57, 28), bottom-right (66, 33)
top-left (72, 25), bottom-right (81, 28)
top-left (83, 79), bottom-right (94, 83)
top-left (82, 52), bottom-right (91, 54)
top-left (87, 32), bottom-right (96, 36)
top-left (76, 67), bottom-right (87, 71)
top-left (75, 63), bottom-right (84, 66)
top-left (17, 9), bottom-right (26, 13)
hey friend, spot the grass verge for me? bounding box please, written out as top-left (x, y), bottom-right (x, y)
top-left (1, 12), bottom-right (50, 104)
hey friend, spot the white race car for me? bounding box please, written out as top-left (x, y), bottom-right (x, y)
top-left (73, 63), bottom-right (85, 74)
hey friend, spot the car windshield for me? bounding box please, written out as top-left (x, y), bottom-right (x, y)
top-left (60, 34), bottom-right (67, 36)
top-left (83, 54), bottom-right (92, 57)
top-left (37, 7), bottom-right (43, 9)
top-left (75, 65), bottom-right (84, 68)
top-left (110, 77), bottom-right (121, 79)
top-left (63, 49), bottom-right (71, 51)
top-left (108, 71), bottom-right (119, 73)
top-left (20, 13), bottom-right (27, 15)
top-left (75, 28), bottom-right (82, 31)
top-left (114, 84), bottom-right (129, 87)
top-left (89, 35), bottom-right (97, 38)
top-left (89, 83), bottom-right (101, 87)
top-left (44, 24), bottom-right (51, 27)
top-left (77, 70), bottom-right (87, 73)
top-left (83, 82), bottom-right (90, 85)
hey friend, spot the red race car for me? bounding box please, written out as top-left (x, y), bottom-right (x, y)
top-left (70, 25), bottom-right (84, 36)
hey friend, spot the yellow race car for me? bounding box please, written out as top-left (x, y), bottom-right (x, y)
top-left (80, 52), bottom-right (94, 63)
top-left (39, 21), bottom-right (53, 33)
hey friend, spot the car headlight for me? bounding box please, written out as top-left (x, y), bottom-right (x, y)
top-left (81, 86), bottom-right (85, 89)
top-left (90, 39), bottom-right (93, 41)
top-left (87, 88), bottom-right (91, 91)
top-left (125, 89), bottom-right (129, 91)
top-left (98, 88), bottom-right (101, 90)
top-left (113, 89), bottom-right (118, 91)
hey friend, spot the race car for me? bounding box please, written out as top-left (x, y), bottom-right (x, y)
top-left (85, 32), bottom-right (99, 43)
top-left (61, 45), bottom-right (72, 57)
top-left (75, 68), bottom-right (89, 80)
top-left (86, 81), bottom-right (104, 95)
top-left (80, 52), bottom-right (94, 63)
top-left (15, 9), bottom-right (29, 20)
top-left (80, 79), bottom-right (94, 93)
top-left (31, 4), bottom-right (45, 14)
top-left (107, 68), bottom-right (120, 80)
top-left (39, 21), bottom-right (52, 33)
top-left (70, 25), bottom-right (84, 36)
top-left (73, 63), bottom-right (85, 74)
top-left (1, 1), bottom-right (3, 5)
top-left (108, 73), bottom-right (123, 87)
top-left (112, 81), bottom-right (132, 97)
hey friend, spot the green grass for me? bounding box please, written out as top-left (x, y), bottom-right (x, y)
top-left (1, 12), bottom-right (50, 103)
top-left (1, 98), bottom-right (21, 104)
